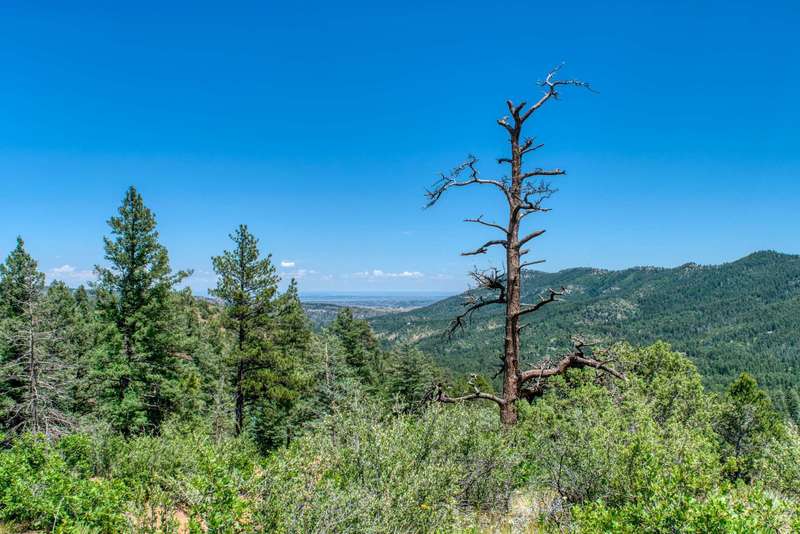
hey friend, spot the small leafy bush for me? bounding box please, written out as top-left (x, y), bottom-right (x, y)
top-left (0, 434), bottom-right (127, 533)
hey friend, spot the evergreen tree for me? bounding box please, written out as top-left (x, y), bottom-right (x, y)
top-left (251, 279), bottom-right (312, 450)
top-left (0, 238), bottom-right (72, 436)
top-left (211, 224), bottom-right (280, 435)
top-left (43, 281), bottom-right (94, 417)
top-left (717, 372), bottom-right (783, 481)
top-left (384, 345), bottom-right (439, 411)
top-left (93, 186), bottom-right (190, 434)
top-left (328, 308), bottom-right (382, 385)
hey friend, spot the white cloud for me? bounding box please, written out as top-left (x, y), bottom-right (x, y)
top-left (353, 269), bottom-right (424, 279)
top-left (47, 264), bottom-right (95, 284)
top-left (283, 268), bottom-right (316, 279)
top-left (280, 260), bottom-right (296, 268)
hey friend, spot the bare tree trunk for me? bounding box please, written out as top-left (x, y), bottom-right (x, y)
top-left (428, 66), bottom-right (624, 424)
top-left (234, 323), bottom-right (245, 436)
top-left (234, 361), bottom-right (244, 435)
top-left (28, 310), bottom-right (40, 433)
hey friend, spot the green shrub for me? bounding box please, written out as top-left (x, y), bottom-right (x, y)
top-left (259, 399), bottom-right (519, 533)
top-left (573, 483), bottom-right (798, 533)
top-left (98, 419), bottom-right (262, 532)
top-left (0, 434), bottom-right (127, 533)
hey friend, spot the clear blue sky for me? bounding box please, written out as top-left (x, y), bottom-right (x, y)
top-left (1, 1), bottom-right (798, 294)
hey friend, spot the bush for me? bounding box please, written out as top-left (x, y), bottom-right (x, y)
top-left (97, 419), bottom-right (262, 532)
top-left (0, 434), bottom-right (127, 533)
top-left (259, 398), bottom-right (519, 533)
top-left (573, 483), bottom-right (799, 533)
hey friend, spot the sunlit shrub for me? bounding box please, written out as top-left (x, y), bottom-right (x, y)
top-left (259, 398), bottom-right (519, 533)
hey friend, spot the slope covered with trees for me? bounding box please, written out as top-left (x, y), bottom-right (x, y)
top-left (370, 251), bottom-right (800, 413)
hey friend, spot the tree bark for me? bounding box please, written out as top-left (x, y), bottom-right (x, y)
top-left (234, 322), bottom-right (245, 436)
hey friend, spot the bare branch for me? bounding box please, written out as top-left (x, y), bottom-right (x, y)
top-left (465, 215), bottom-right (507, 234)
top-left (520, 338), bottom-right (625, 383)
top-left (447, 268), bottom-right (507, 335)
top-left (519, 63), bottom-right (595, 123)
top-left (462, 239), bottom-right (507, 256)
top-left (434, 376), bottom-right (506, 406)
top-left (518, 229), bottom-right (546, 247)
top-left (496, 116), bottom-right (513, 134)
top-left (425, 156), bottom-right (507, 208)
top-left (520, 169), bottom-right (566, 180)
top-left (517, 287), bottom-right (565, 317)
top-left (521, 259), bottom-right (546, 269)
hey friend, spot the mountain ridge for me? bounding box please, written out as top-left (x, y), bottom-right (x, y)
top-left (369, 250), bottom-right (800, 407)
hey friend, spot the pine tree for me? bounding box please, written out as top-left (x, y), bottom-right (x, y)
top-left (251, 279), bottom-right (312, 450)
top-left (717, 373), bottom-right (783, 481)
top-left (94, 186), bottom-right (190, 434)
top-left (44, 281), bottom-right (93, 417)
top-left (211, 224), bottom-right (280, 435)
top-left (384, 345), bottom-right (439, 411)
top-left (328, 307), bottom-right (382, 385)
top-left (0, 238), bottom-right (72, 436)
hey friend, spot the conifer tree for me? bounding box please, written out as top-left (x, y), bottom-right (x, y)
top-left (211, 224), bottom-right (280, 435)
top-left (425, 67), bottom-right (622, 424)
top-left (0, 238), bottom-right (72, 436)
top-left (94, 186), bottom-right (189, 434)
top-left (328, 308), bottom-right (382, 385)
top-left (252, 279), bottom-right (312, 449)
top-left (44, 281), bottom-right (93, 417)
top-left (384, 345), bottom-right (439, 411)
top-left (717, 373), bottom-right (783, 481)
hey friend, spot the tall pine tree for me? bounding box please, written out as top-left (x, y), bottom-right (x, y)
top-left (211, 226), bottom-right (311, 444)
top-left (211, 224), bottom-right (280, 435)
top-left (94, 186), bottom-right (189, 434)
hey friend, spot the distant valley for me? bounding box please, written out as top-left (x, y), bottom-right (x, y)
top-left (300, 292), bottom-right (452, 327)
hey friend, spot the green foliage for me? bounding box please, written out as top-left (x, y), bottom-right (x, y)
top-left (753, 423), bottom-right (800, 500)
top-left (513, 344), bottom-right (799, 531)
top-left (0, 434), bottom-right (127, 532)
top-left (93, 186), bottom-right (191, 434)
top-left (260, 400), bottom-right (518, 533)
top-left (329, 307), bottom-right (383, 385)
top-left (0, 239), bottom-right (74, 436)
top-left (100, 420), bottom-right (261, 532)
top-left (382, 345), bottom-right (440, 411)
top-left (0, 343), bottom-right (798, 532)
top-left (210, 225), bottom-right (311, 449)
top-left (716, 372), bottom-right (784, 481)
top-left (3, 186), bottom-right (800, 531)
top-left (370, 251), bottom-right (800, 412)
top-left (517, 348), bottom-right (720, 511)
top-left (573, 483), bottom-right (798, 533)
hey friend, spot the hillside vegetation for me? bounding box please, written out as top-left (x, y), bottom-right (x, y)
top-left (370, 251), bottom-right (800, 413)
top-left (2, 187), bottom-right (799, 532)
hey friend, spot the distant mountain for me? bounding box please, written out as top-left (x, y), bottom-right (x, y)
top-left (369, 251), bottom-right (800, 404)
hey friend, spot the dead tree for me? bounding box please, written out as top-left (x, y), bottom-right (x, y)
top-left (0, 266), bottom-right (72, 437)
top-left (426, 66), bottom-right (623, 425)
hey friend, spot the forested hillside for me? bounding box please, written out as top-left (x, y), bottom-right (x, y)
top-left (370, 251), bottom-right (800, 411)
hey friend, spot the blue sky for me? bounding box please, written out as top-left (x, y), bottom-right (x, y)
top-left (1, 1), bottom-right (798, 294)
